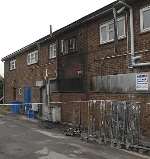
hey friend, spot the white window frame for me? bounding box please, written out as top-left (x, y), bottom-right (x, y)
top-left (69, 38), bottom-right (76, 51)
top-left (60, 40), bottom-right (64, 53)
top-left (140, 6), bottom-right (150, 32)
top-left (10, 59), bottom-right (16, 70)
top-left (27, 50), bottom-right (38, 65)
top-left (49, 43), bottom-right (56, 59)
top-left (100, 16), bottom-right (126, 44)
top-left (61, 40), bottom-right (68, 55)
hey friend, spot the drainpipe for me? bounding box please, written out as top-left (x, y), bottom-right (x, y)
top-left (45, 69), bottom-right (49, 106)
top-left (114, 0), bottom-right (150, 67)
top-left (49, 25), bottom-right (53, 103)
top-left (113, 1), bottom-right (135, 67)
top-left (113, 7), bottom-right (118, 53)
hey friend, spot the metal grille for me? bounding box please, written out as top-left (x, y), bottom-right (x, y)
top-left (79, 100), bottom-right (141, 147)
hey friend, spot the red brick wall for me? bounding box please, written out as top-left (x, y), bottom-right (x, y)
top-left (3, 0), bottom-right (150, 137)
top-left (86, 0), bottom-right (150, 90)
top-left (87, 92), bottom-right (150, 137)
top-left (85, 0), bottom-right (150, 137)
top-left (57, 27), bottom-right (87, 89)
top-left (51, 92), bottom-right (87, 125)
top-left (4, 42), bottom-right (57, 103)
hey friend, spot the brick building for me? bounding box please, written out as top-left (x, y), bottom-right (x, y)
top-left (0, 75), bottom-right (3, 103)
top-left (2, 0), bottom-right (150, 136)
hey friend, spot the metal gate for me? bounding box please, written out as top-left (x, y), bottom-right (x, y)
top-left (81, 100), bottom-right (140, 148)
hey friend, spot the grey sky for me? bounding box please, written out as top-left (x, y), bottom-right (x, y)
top-left (0, 0), bottom-right (114, 76)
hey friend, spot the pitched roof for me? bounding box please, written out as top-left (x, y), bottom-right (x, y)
top-left (1, 0), bottom-right (135, 62)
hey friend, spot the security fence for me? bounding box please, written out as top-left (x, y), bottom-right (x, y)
top-left (62, 100), bottom-right (141, 148)
top-left (0, 100), bottom-right (141, 148)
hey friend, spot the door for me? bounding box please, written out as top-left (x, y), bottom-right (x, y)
top-left (24, 87), bottom-right (32, 112)
top-left (41, 87), bottom-right (51, 121)
top-left (13, 87), bottom-right (17, 100)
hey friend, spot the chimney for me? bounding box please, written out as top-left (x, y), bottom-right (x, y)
top-left (50, 25), bottom-right (52, 37)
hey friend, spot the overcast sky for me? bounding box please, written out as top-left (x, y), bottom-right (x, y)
top-left (0, 0), bottom-right (114, 76)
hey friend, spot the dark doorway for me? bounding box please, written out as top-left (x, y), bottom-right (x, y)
top-left (13, 87), bottom-right (17, 100)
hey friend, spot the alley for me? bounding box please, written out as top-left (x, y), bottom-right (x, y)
top-left (0, 114), bottom-right (149, 159)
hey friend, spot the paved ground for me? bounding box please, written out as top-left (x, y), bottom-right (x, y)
top-left (0, 114), bottom-right (149, 159)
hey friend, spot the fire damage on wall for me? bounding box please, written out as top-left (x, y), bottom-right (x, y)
top-left (1, 0), bottom-right (150, 155)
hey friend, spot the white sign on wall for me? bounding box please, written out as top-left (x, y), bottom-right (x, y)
top-left (136, 74), bottom-right (149, 91)
top-left (36, 80), bottom-right (44, 87)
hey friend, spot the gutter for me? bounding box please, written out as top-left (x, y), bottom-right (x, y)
top-left (1, 3), bottom-right (114, 62)
top-left (113, 1), bottom-right (135, 67)
top-left (1, 42), bottom-right (37, 62)
top-left (3, 0), bottom-right (145, 66)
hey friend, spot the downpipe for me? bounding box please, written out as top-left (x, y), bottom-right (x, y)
top-left (114, 0), bottom-right (150, 67)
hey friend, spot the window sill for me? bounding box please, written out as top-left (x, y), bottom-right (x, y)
top-left (49, 57), bottom-right (56, 64)
top-left (49, 57), bottom-right (56, 60)
top-left (139, 29), bottom-right (150, 35)
top-left (100, 36), bottom-right (126, 46)
top-left (27, 62), bottom-right (38, 66)
top-left (61, 50), bottom-right (78, 56)
top-left (9, 69), bottom-right (16, 71)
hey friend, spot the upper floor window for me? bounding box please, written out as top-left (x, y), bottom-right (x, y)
top-left (100, 17), bottom-right (126, 44)
top-left (69, 38), bottom-right (76, 52)
top-left (49, 43), bottom-right (56, 59)
top-left (61, 38), bottom-right (77, 55)
top-left (27, 50), bottom-right (38, 65)
top-left (10, 59), bottom-right (16, 70)
top-left (61, 40), bottom-right (68, 55)
top-left (140, 6), bottom-right (150, 32)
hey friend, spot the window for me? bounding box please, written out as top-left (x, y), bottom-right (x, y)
top-left (27, 50), bottom-right (38, 65)
top-left (140, 6), bottom-right (150, 32)
top-left (69, 38), bottom-right (76, 51)
top-left (60, 40), bottom-right (64, 53)
top-left (61, 40), bottom-right (68, 55)
top-left (100, 17), bottom-right (126, 44)
top-left (61, 38), bottom-right (77, 55)
top-left (10, 59), bottom-right (16, 70)
top-left (49, 43), bottom-right (56, 59)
